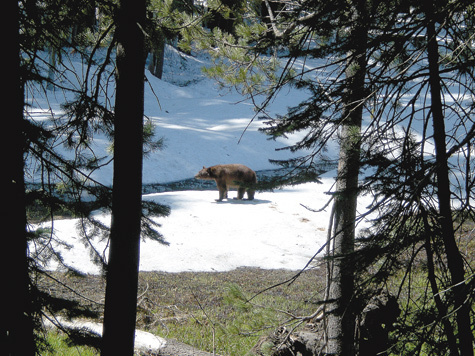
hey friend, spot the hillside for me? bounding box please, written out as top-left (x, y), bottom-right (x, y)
top-left (28, 46), bottom-right (366, 275)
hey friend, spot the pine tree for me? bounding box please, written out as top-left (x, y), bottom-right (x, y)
top-left (326, 2), bottom-right (369, 353)
top-left (201, 0), bottom-right (475, 354)
top-left (3, 1), bottom-right (35, 354)
top-left (16, 0), bottom-right (169, 352)
top-left (101, 0), bottom-right (147, 353)
top-left (424, 3), bottom-right (472, 353)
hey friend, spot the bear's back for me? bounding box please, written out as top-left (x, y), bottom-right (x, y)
top-left (212, 164), bottom-right (256, 186)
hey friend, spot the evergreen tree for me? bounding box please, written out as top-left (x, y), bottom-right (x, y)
top-left (101, 0), bottom-right (147, 353)
top-left (423, 2), bottom-right (473, 353)
top-left (354, 1), bottom-right (475, 353)
top-left (147, 0), bottom-right (194, 78)
top-left (326, 2), bottom-right (369, 354)
top-left (15, 0), bottom-right (169, 352)
top-left (3, 1), bottom-right (35, 354)
top-left (201, 0), bottom-right (475, 354)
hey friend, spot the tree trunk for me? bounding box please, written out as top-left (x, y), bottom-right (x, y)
top-left (148, 33), bottom-right (166, 79)
top-left (47, 46), bottom-right (57, 90)
top-left (2, 1), bottom-right (35, 354)
top-left (325, 1), bottom-right (367, 355)
top-left (101, 0), bottom-right (146, 354)
top-left (326, 125), bottom-right (361, 356)
top-left (425, 7), bottom-right (473, 356)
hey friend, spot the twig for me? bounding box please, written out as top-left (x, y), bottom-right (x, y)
top-left (301, 195), bottom-right (334, 213)
top-left (137, 282), bottom-right (150, 305)
top-left (192, 291), bottom-right (216, 356)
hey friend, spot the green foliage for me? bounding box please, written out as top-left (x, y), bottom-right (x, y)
top-left (195, 1), bottom-right (283, 96)
top-left (143, 120), bottom-right (166, 156)
top-left (147, 0), bottom-right (206, 54)
top-left (43, 331), bottom-right (98, 356)
top-left (223, 284), bottom-right (292, 338)
top-left (138, 270), bottom-right (320, 356)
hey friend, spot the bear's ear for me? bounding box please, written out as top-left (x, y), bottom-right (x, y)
top-left (203, 166), bottom-right (206, 169)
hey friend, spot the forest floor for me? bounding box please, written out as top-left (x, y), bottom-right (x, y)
top-left (38, 266), bottom-right (326, 355)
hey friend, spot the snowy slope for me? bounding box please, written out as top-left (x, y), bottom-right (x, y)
top-left (27, 46), bottom-right (368, 274)
top-left (142, 70), bottom-right (306, 184)
top-left (25, 46), bottom-right (315, 186)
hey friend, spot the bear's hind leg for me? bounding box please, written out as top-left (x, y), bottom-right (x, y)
top-left (236, 187), bottom-right (246, 200)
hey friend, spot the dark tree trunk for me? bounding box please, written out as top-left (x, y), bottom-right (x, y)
top-left (101, 0), bottom-right (146, 354)
top-left (425, 7), bottom-right (473, 356)
top-left (325, 1), bottom-right (368, 355)
top-left (2, 1), bottom-right (35, 354)
top-left (148, 33), bottom-right (166, 79)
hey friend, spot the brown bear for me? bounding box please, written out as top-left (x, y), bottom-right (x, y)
top-left (195, 164), bottom-right (257, 201)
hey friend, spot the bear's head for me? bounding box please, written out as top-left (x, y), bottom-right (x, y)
top-left (195, 166), bottom-right (215, 180)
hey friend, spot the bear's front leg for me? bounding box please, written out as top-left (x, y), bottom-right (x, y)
top-left (216, 183), bottom-right (228, 201)
top-left (246, 189), bottom-right (255, 200)
top-left (236, 187), bottom-right (246, 200)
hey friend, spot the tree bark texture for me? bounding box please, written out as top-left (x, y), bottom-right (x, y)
top-left (325, 1), bottom-right (368, 355)
top-left (101, 0), bottom-right (146, 354)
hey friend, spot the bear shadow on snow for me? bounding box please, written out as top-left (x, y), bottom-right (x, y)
top-left (213, 198), bottom-right (272, 205)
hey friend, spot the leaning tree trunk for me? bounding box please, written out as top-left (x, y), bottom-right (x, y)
top-left (325, 1), bottom-right (368, 355)
top-left (101, 0), bottom-right (146, 354)
top-left (425, 5), bottom-right (473, 355)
